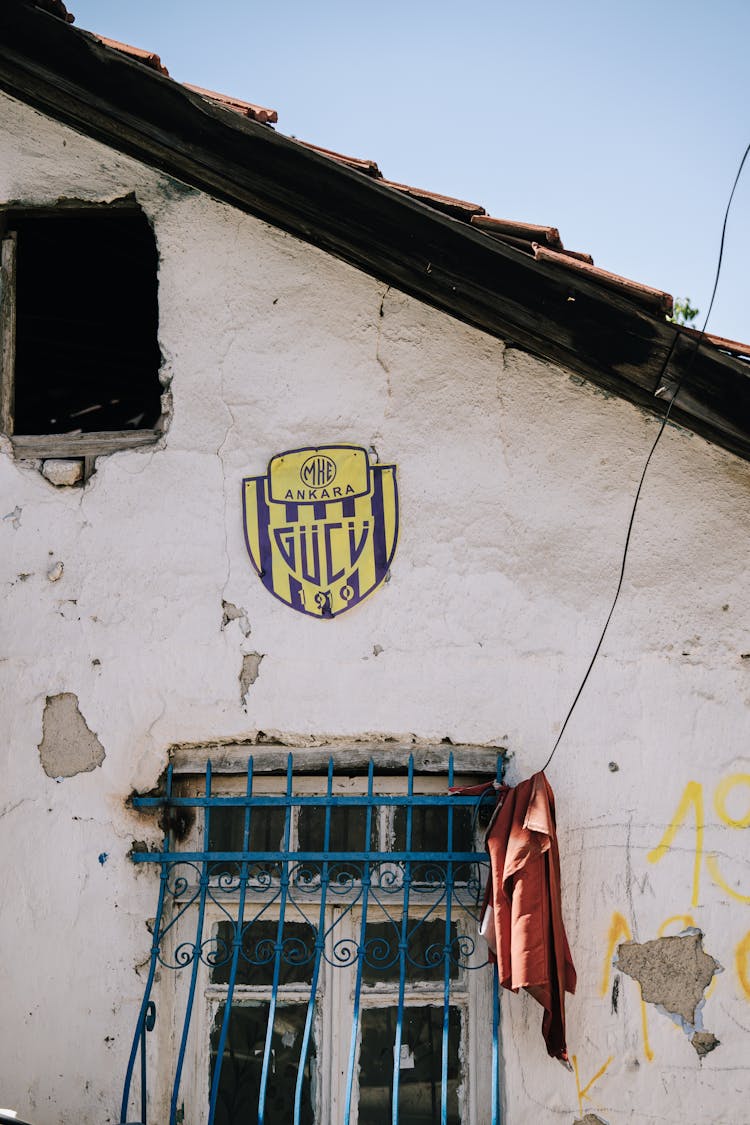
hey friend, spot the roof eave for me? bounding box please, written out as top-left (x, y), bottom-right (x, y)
top-left (1, 0), bottom-right (749, 461)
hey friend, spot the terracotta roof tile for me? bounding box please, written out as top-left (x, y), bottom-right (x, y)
top-left (379, 179), bottom-right (486, 220)
top-left (678, 326), bottom-right (750, 359)
top-left (94, 35), bottom-right (169, 76)
top-left (72, 14), bottom-right (749, 352)
top-left (183, 83), bottom-right (278, 126)
top-left (298, 141), bottom-right (381, 177)
top-left (88, 36), bottom-right (278, 123)
top-left (471, 215), bottom-right (563, 250)
top-left (532, 243), bottom-right (673, 317)
top-left (551, 247), bottom-right (595, 265)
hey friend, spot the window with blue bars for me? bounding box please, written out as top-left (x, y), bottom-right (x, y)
top-left (121, 748), bottom-right (502, 1125)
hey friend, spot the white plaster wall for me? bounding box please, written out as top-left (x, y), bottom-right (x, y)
top-left (1, 91), bottom-right (750, 1124)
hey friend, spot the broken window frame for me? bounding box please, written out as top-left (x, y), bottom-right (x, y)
top-left (122, 747), bottom-right (504, 1124)
top-left (0, 197), bottom-right (164, 469)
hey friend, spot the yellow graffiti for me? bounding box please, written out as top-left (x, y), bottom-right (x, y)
top-left (657, 914), bottom-right (696, 936)
top-left (601, 770), bottom-right (750, 1071)
top-left (639, 996), bottom-right (654, 1061)
top-left (600, 911), bottom-right (631, 997)
top-left (705, 854), bottom-right (750, 904)
top-left (647, 780), bottom-right (704, 907)
top-left (737, 931), bottom-right (750, 1001)
top-left (714, 773), bottom-right (750, 829)
top-left (572, 1053), bottom-right (614, 1118)
top-left (601, 911), bottom-right (653, 1061)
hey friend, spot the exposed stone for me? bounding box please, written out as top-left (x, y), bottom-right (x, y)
top-left (240, 652), bottom-right (264, 699)
top-left (38, 693), bottom-right (106, 778)
top-left (691, 1030), bottom-right (720, 1057)
top-left (42, 458), bottom-right (84, 486)
top-left (221, 600), bottom-right (251, 637)
top-left (574, 1115), bottom-right (610, 1124)
top-left (617, 932), bottom-right (720, 1028)
top-left (47, 561), bottom-right (64, 582)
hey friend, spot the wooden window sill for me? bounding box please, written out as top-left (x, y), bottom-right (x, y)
top-left (9, 428), bottom-right (162, 458)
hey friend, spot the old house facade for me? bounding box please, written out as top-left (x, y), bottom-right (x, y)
top-left (1, 3), bottom-right (750, 1123)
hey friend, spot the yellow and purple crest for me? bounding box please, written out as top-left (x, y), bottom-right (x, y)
top-left (242, 445), bottom-right (399, 619)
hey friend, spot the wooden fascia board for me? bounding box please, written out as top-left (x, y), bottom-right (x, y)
top-left (1, 2), bottom-right (749, 461)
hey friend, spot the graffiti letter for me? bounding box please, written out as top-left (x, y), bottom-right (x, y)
top-left (572, 1054), bottom-right (614, 1118)
top-left (714, 773), bottom-right (750, 829)
top-left (706, 854), bottom-right (750, 905)
top-left (736, 931), bottom-right (750, 1002)
top-left (601, 911), bottom-right (653, 1061)
top-left (647, 780), bottom-right (704, 908)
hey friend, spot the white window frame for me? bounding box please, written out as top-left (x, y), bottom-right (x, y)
top-left (125, 744), bottom-right (503, 1125)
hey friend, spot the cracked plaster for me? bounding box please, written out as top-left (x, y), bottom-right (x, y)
top-left (2, 87), bottom-right (750, 1125)
top-left (240, 652), bottom-right (264, 700)
top-left (617, 931), bottom-right (721, 1047)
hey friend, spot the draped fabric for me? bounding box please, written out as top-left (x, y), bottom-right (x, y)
top-left (452, 772), bottom-right (576, 1060)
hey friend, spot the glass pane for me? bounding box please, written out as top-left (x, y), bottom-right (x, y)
top-left (208, 806), bottom-right (287, 881)
top-left (393, 805), bottom-right (474, 854)
top-left (298, 802), bottom-right (378, 852)
top-left (361, 920), bottom-right (459, 985)
top-left (358, 1006), bottom-right (461, 1124)
top-left (210, 920), bottom-right (316, 986)
top-left (210, 1001), bottom-right (315, 1125)
top-left (392, 805), bottom-right (475, 886)
top-left (298, 804), bottom-right (376, 887)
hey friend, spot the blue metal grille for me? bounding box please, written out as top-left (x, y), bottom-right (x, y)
top-left (121, 753), bottom-right (501, 1124)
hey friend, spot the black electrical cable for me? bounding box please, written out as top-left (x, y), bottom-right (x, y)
top-left (540, 141), bottom-right (750, 775)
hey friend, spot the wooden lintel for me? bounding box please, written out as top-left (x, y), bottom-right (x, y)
top-left (11, 428), bottom-right (161, 458)
top-left (169, 743), bottom-right (506, 777)
top-left (0, 193), bottom-right (139, 220)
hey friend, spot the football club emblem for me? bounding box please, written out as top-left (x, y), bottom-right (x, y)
top-left (242, 445), bottom-right (399, 619)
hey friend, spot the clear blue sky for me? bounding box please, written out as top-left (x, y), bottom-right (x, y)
top-left (69, 0), bottom-right (750, 344)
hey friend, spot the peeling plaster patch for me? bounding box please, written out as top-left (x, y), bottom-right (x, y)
top-left (574, 1116), bottom-right (610, 1125)
top-left (38, 693), bottom-right (106, 778)
top-left (240, 653), bottom-right (264, 699)
top-left (47, 561), bottom-right (64, 582)
top-left (3, 505), bottom-right (22, 528)
top-left (221, 600), bottom-right (251, 637)
top-left (691, 1031), bottom-right (720, 1057)
top-left (617, 931), bottom-right (721, 1049)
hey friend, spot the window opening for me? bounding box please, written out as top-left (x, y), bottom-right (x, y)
top-left (0, 200), bottom-right (162, 458)
top-left (122, 751), bottom-right (502, 1125)
top-left (209, 1001), bottom-right (317, 1125)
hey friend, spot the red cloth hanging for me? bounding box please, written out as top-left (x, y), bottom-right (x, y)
top-left (453, 771), bottom-right (576, 1060)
